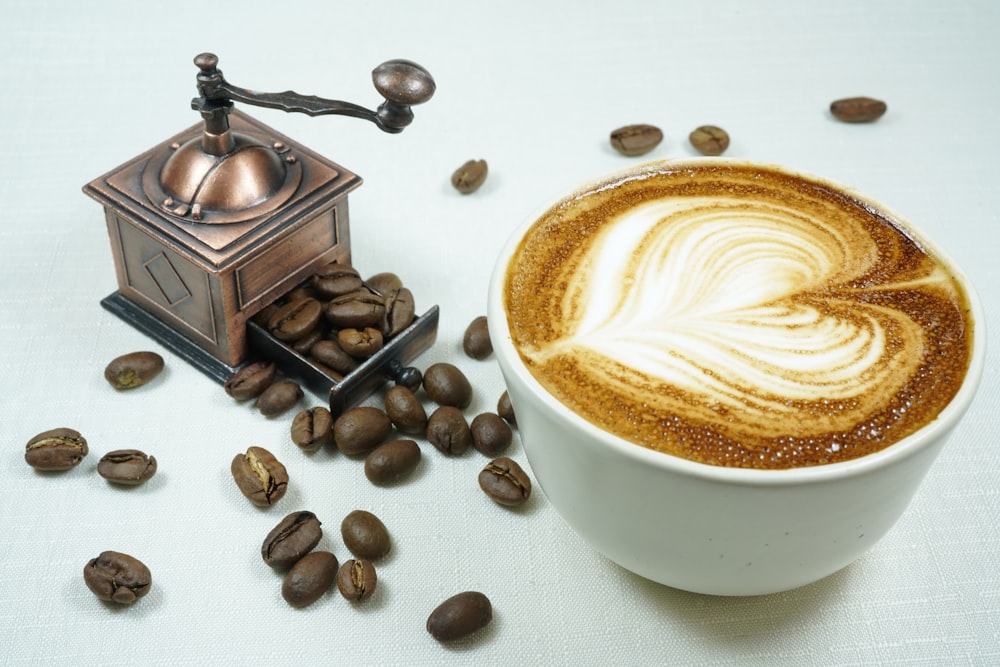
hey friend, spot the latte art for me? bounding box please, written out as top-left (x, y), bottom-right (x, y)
top-left (505, 162), bottom-right (972, 468)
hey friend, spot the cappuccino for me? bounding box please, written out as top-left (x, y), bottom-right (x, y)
top-left (503, 161), bottom-right (973, 469)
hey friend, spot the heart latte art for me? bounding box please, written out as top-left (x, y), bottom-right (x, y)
top-left (504, 162), bottom-right (973, 468)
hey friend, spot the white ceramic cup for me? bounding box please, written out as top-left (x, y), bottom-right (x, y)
top-left (487, 159), bottom-right (986, 596)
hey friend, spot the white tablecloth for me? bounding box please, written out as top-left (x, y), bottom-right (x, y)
top-left (2, 1), bottom-right (998, 664)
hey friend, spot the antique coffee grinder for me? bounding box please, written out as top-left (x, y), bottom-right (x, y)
top-left (84, 53), bottom-right (438, 414)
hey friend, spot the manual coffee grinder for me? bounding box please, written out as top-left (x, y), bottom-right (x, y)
top-left (84, 53), bottom-right (438, 414)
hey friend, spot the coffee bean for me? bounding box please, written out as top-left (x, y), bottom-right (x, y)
top-left (291, 407), bottom-right (333, 453)
top-left (338, 327), bottom-right (384, 359)
top-left (341, 509), bottom-right (391, 560)
top-left (262, 511), bottom-right (323, 569)
top-left (689, 125), bottom-right (730, 156)
top-left (256, 380), bottom-right (303, 418)
top-left (291, 325), bottom-right (327, 356)
top-left (96, 449), bottom-right (157, 486)
top-left (83, 551), bottom-right (152, 605)
top-left (252, 304), bottom-right (280, 327)
top-left (382, 287), bottom-right (416, 337)
top-left (478, 457), bottom-right (531, 506)
top-left (312, 263), bottom-right (363, 299)
top-left (337, 559), bottom-right (377, 601)
top-left (830, 96), bottom-right (887, 123)
top-left (310, 338), bottom-right (360, 375)
top-left (427, 591), bottom-right (493, 642)
top-left (24, 427), bottom-right (88, 471)
top-left (470, 413), bottom-right (512, 456)
top-left (268, 298), bottom-right (323, 342)
top-left (325, 290), bottom-right (386, 329)
top-left (231, 446), bottom-right (288, 507)
top-left (497, 391), bottom-right (516, 426)
top-left (384, 385), bottom-right (428, 435)
top-left (334, 407), bottom-right (392, 456)
top-left (366, 272), bottom-right (403, 295)
top-left (426, 406), bottom-right (472, 456)
top-left (610, 124), bottom-right (663, 156)
top-left (451, 159), bottom-right (488, 194)
top-left (224, 361), bottom-right (277, 401)
top-left (365, 439), bottom-right (421, 485)
top-left (462, 316), bottom-right (492, 359)
top-left (282, 551), bottom-right (338, 607)
top-left (422, 362), bottom-right (473, 409)
top-left (104, 351), bottom-right (164, 390)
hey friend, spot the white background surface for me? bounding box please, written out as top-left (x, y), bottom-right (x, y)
top-left (2, 1), bottom-right (998, 664)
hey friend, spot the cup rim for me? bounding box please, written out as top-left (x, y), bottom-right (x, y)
top-left (488, 157), bottom-right (986, 487)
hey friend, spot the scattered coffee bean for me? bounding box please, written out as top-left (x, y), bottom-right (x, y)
top-left (310, 338), bottom-right (359, 375)
top-left (384, 385), bottom-right (428, 435)
top-left (610, 124), bottom-right (663, 156)
top-left (365, 439), bottom-right (422, 485)
top-left (224, 361), bottom-right (277, 401)
top-left (334, 406), bottom-right (392, 456)
top-left (263, 511), bottom-right (323, 569)
top-left (470, 413), bottom-right (512, 456)
top-left (478, 457), bottom-right (531, 506)
top-left (312, 263), bottom-right (363, 299)
top-left (830, 96), bottom-right (887, 123)
top-left (338, 559), bottom-right (377, 601)
top-left (366, 272), bottom-right (403, 295)
top-left (291, 407), bottom-right (334, 452)
top-left (282, 551), bottom-right (339, 607)
top-left (338, 327), bottom-right (384, 359)
top-left (268, 298), bottom-right (323, 342)
top-left (231, 446), bottom-right (289, 507)
top-left (427, 591), bottom-right (493, 642)
top-left (497, 391), bottom-right (516, 426)
top-left (426, 406), bottom-right (472, 456)
top-left (24, 427), bottom-right (88, 471)
top-left (382, 286), bottom-right (416, 337)
top-left (83, 551), bottom-right (152, 605)
top-left (462, 316), bottom-right (492, 359)
top-left (422, 362), bottom-right (473, 409)
top-left (104, 351), bottom-right (164, 390)
top-left (256, 380), bottom-right (303, 418)
top-left (341, 509), bottom-right (391, 560)
top-left (451, 159), bottom-right (488, 194)
top-left (689, 125), bottom-right (730, 156)
top-left (325, 290), bottom-right (386, 329)
top-left (96, 449), bottom-right (157, 486)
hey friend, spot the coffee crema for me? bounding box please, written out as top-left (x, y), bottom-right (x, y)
top-left (504, 161), bottom-right (973, 469)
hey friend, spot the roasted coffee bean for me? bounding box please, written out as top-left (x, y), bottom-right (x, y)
top-left (231, 446), bottom-right (288, 507)
top-left (252, 303), bottom-right (280, 327)
top-left (24, 427), bottom-right (88, 471)
top-left (83, 551), bottom-right (152, 605)
top-left (470, 413), bottom-right (512, 456)
top-left (422, 362), bottom-right (473, 409)
top-left (451, 159), bottom-right (488, 194)
top-left (338, 327), bottom-right (384, 359)
top-left (689, 125), bottom-right (730, 156)
top-left (382, 287), bottom-right (416, 337)
top-left (268, 297), bottom-right (323, 342)
top-left (262, 511), bottom-right (323, 569)
top-left (291, 407), bottom-right (334, 453)
top-left (312, 263), bottom-right (363, 299)
top-left (291, 325), bottom-right (327, 356)
top-left (497, 391), bottom-right (516, 426)
top-left (365, 439), bottom-right (421, 485)
top-left (426, 406), bottom-right (472, 456)
top-left (337, 559), bottom-right (377, 601)
top-left (830, 96), bottom-right (887, 123)
top-left (224, 361), bottom-right (277, 401)
top-left (384, 385), bottom-right (428, 434)
top-left (427, 591), bottom-right (493, 642)
top-left (341, 509), bottom-right (391, 559)
top-left (285, 285), bottom-right (320, 303)
top-left (334, 406), bottom-right (392, 456)
top-left (104, 351), bottom-right (164, 390)
top-left (478, 457), bottom-right (531, 506)
top-left (256, 380), bottom-right (303, 418)
top-left (325, 290), bottom-right (386, 329)
top-left (97, 449), bottom-right (157, 485)
top-left (282, 551), bottom-right (338, 607)
top-left (610, 124), bottom-right (663, 156)
top-left (462, 316), bottom-right (492, 359)
top-left (366, 272), bottom-right (403, 295)
top-left (310, 338), bottom-right (360, 375)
